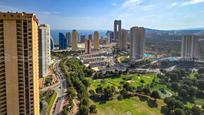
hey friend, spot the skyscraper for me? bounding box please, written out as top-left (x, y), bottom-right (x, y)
top-left (88, 34), bottom-right (92, 41)
top-left (59, 33), bottom-right (68, 49)
top-left (114, 20), bottom-right (122, 41)
top-left (94, 31), bottom-right (99, 49)
top-left (130, 26), bottom-right (145, 60)
top-left (80, 35), bottom-right (86, 43)
top-left (66, 32), bottom-right (71, 47)
top-left (39, 24), bottom-right (51, 77)
top-left (50, 37), bottom-right (54, 51)
top-left (119, 29), bottom-right (128, 50)
top-left (85, 39), bottom-right (92, 54)
top-left (72, 30), bottom-right (78, 50)
top-left (181, 35), bottom-right (199, 61)
top-left (107, 31), bottom-right (114, 44)
top-left (0, 12), bottom-right (39, 115)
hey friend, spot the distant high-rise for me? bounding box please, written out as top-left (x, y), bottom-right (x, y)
top-left (85, 39), bottom-right (92, 54)
top-left (119, 29), bottom-right (128, 50)
top-left (59, 33), bottom-right (68, 49)
top-left (107, 31), bottom-right (114, 44)
top-left (94, 31), bottom-right (99, 49)
top-left (88, 34), bottom-right (92, 41)
top-left (66, 32), bottom-right (71, 47)
top-left (0, 12), bottom-right (39, 115)
top-left (181, 35), bottom-right (199, 61)
top-left (114, 20), bottom-right (122, 41)
top-left (72, 30), bottom-right (78, 50)
top-left (39, 24), bottom-right (51, 77)
top-left (80, 35), bottom-right (86, 43)
top-left (50, 37), bottom-right (54, 50)
top-left (130, 26), bottom-right (145, 60)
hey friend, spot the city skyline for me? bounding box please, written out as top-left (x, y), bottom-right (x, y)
top-left (0, 0), bottom-right (204, 30)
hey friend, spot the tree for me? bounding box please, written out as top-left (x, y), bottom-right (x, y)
top-left (67, 87), bottom-right (76, 99)
top-left (191, 106), bottom-right (203, 115)
top-left (174, 108), bottom-right (185, 115)
top-left (178, 89), bottom-right (188, 98)
top-left (89, 89), bottom-right (95, 96)
top-left (143, 87), bottom-right (151, 95)
top-left (120, 89), bottom-right (129, 98)
top-left (81, 98), bottom-right (89, 106)
top-left (161, 106), bottom-right (170, 114)
top-left (140, 79), bottom-right (145, 84)
top-left (89, 105), bottom-right (97, 114)
top-left (171, 82), bottom-right (179, 91)
top-left (82, 79), bottom-right (90, 88)
top-left (103, 86), bottom-right (114, 100)
top-left (151, 91), bottom-right (160, 99)
top-left (96, 86), bottom-right (103, 94)
top-left (79, 105), bottom-right (89, 115)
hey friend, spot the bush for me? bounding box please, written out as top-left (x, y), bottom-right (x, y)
top-left (89, 105), bottom-right (97, 114)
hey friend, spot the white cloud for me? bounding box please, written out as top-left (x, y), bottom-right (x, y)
top-left (142, 4), bottom-right (155, 11)
top-left (122, 0), bottom-right (142, 9)
top-left (182, 0), bottom-right (204, 6)
top-left (171, 2), bottom-right (178, 7)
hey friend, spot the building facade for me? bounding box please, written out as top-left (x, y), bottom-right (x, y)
top-left (119, 29), bottom-right (128, 50)
top-left (85, 39), bottom-right (92, 54)
top-left (72, 30), bottom-right (78, 50)
top-left (0, 12), bottom-right (39, 115)
top-left (66, 32), bottom-right (71, 47)
top-left (181, 35), bottom-right (199, 61)
top-left (39, 24), bottom-right (51, 77)
top-left (130, 26), bottom-right (145, 60)
top-left (80, 35), bottom-right (86, 43)
top-left (50, 37), bottom-right (54, 50)
top-left (114, 20), bottom-right (122, 41)
top-left (94, 31), bottom-right (99, 49)
top-left (106, 31), bottom-right (113, 44)
top-left (59, 33), bottom-right (68, 49)
top-left (88, 34), bottom-right (92, 41)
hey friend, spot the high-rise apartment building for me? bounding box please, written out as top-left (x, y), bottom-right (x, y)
top-left (66, 32), bottom-right (71, 47)
top-left (119, 29), bottom-right (128, 50)
top-left (72, 30), bottom-right (78, 50)
top-left (181, 35), bottom-right (199, 61)
top-left (94, 31), bottom-right (99, 49)
top-left (85, 39), bottom-right (92, 54)
top-left (114, 20), bottom-right (122, 41)
top-left (80, 35), bottom-right (86, 43)
top-left (50, 37), bottom-right (54, 51)
top-left (0, 12), bottom-right (39, 115)
top-left (59, 33), bottom-right (67, 49)
top-left (39, 24), bottom-right (51, 77)
top-left (130, 26), bottom-right (145, 60)
top-left (88, 34), bottom-right (92, 41)
top-left (107, 31), bottom-right (114, 44)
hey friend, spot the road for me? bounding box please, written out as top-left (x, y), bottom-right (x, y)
top-left (53, 59), bottom-right (67, 115)
top-left (40, 59), bottom-right (67, 115)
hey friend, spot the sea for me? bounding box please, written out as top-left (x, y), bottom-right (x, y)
top-left (51, 30), bottom-right (108, 44)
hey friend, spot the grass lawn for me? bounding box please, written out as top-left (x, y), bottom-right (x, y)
top-left (87, 73), bottom-right (156, 90)
top-left (151, 84), bottom-right (173, 98)
top-left (93, 97), bottom-right (164, 115)
top-left (47, 91), bottom-right (57, 115)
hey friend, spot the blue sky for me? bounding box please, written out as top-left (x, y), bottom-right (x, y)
top-left (0, 0), bottom-right (204, 30)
